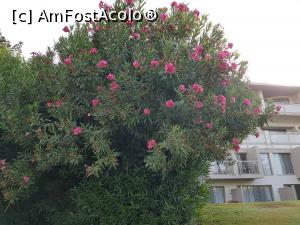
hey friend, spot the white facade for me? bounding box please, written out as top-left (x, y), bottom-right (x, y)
top-left (209, 83), bottom-right (300, 203)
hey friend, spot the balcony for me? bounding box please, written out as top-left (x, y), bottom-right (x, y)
top-left (237, 161), bottom-right (260, 175)
top-left (211, 162), bottom-right (234, 175)
top-left (210, 161), bottom-right (263, 180)
top-left (241, 131), bottom-right (300, 149)
top-left (275, 103), bottom-right (300, 116)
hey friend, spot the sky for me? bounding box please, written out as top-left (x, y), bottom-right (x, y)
top-left (0, 0), bottom-right (300, 86)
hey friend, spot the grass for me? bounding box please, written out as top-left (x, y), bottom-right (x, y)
top-left (198, 201), bottom-right (300, 225)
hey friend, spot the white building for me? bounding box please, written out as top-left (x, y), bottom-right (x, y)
top-left (209, 83), bottom-right (300, 203)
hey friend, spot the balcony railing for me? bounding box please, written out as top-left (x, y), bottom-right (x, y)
top-left (237, 161), bottom-right (260, 175)
top-left (242, 131), bottom-right (300, 148)
top-left (210, 160), bottom-right (262, 179)
top-left (275, 103), bottom-right (300, 115)
top-left (210, 163), bottom-right (234, 175)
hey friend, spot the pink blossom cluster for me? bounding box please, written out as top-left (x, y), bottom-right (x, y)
top-left (165, 63), bottom-right (176, 75)
top-left (47, 99), bottom-right (63, 108)
top-left (91, 98), bottom-right (101, 107)
top-left (191, 44), bottom-right (204, 62)
top-left (232, 137), bottom-right (240, 152)
top-left (191, 83), bottom-right (204, 94)
top-left (0, 159), bottom-right (6, 170)
top-left (98, 0), bottom-right (112, 11)
top-left (147, 139), bottom-right (156, 150)
top-left (73, 127), bottom-right (82, 136)
top-left (23, 176), bottom-right (30, 184)
top-left (172, 2), bottom-right (189, 12)
top-left (144, 108), bottom-right (151, 116)
top-left (64, 56), bottom-right (72, 65)
top-left (97, 59), bottom-right (108, 68)
top-left (160, 13), bottom-right (169, 21)
top-left (150, 60), bottom-right (160, 68)
top-left (219, 95), bottom-right (227, 114)
top-left (243, 99), bottom-right (251, 106)
top-left (216, 48), bottom-right (238, 72)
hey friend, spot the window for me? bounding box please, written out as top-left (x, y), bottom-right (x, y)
top-left (209, 187), bottom-right (225, 203)
top-left (241, 185), bottom-right (273, 202)
top-left (272, 153), bottom-right (294, 175)
top-left (260, 153), bottom-right (272, 175)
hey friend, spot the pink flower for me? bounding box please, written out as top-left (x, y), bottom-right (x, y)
top-left (23, 176), bottom-right (30, 184)
top-left (150, 60), bottom-right (160, 68)
top-left (160, 13), bottom-right (168, 21)
top-left (195, 101), bottom-right (204, 110)
top-left (195, 44), bottom-right (204, 55)
top-left (177, 3), bottom-right (189, 12)
top-left (218, 95), bottom-right (226, 113)
top-left (243, 99), bottom-right (252, 106)
top-left (106, 73), bottom-right (116, 81)
top-left (218, 61), bottom-right (229, 71)
top-left (165, 63), bottom-right (176, 74)
top-left (230, 62), bottom-right (238, 71)
top-left (206, 123), bottom-right (213, 129)
top-left (234, 145), bottom-right (240, 152)
top-left (91, 98), bottom-right (100, 107)
top-left (127, 20), bottom-right (134, 26)
top-left (55, 99), bottom-right (63, 107)
top-left (192, 83), bottom-right (204, 94)
top-left (0, 159), bottom-right (6, 168)
top-left (144, 108), bottom-right (151, 116)
top-left (254, 107), bottom-right (261, 114)
top-left (89, 48), bottom-right (98, 54)
top-left (191, 52), bottom-right (201, 61)
top-left (64, 57), bottom-right (72, 65)
top-left (255, 132), bottom-right (259, 138)
top-left (95, 25), bottom-right (101, 32)
top-left (47, 100), bottom-right (52, 107)
top-left (63, 26), bottom-right (70, 33)
top-left (131, 32), bottom-right (140, 39)
top-left (73, 127), bottom-right (82, 136)
top-left (205, 53), bottom-right (212, 61)
top-left (232, 138), bottom-right (240, 151)
top-left (179, 84), bottom-right (186, 93)
top-left (193, 9), bottom-right (200, 18)
top-left (141, 26), bottom-right (150, 33)
top-left (232, 137), bottom-right (240, 146)
top-left (228, 42), bottom-right (233, 49)
top-left (276, 105), bottom-right (282, 112)
top-left (166, 99), bottom-right (175, 108)
top-left (111, 81), bottom-right (120, 91)
top-left (133, 60), bottom-right (140, 69)
top-left (125, 0), bottom-right (134, 5)
top-left (219, 95), bottom-right (226, 105)
top-left (147, 139), bottom-right (156, 150)
top-left (97, 60), bottom-right (108, 68)
top-left (217, 50), bottom-right (230, 60)
top-left (99, 0), bottom-right (105, 8)
top-left (171, 1), bottom-right (178, 7)
top-left (99, 1), bottom-right (111, 10)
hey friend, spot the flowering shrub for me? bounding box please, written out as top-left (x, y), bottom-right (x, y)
top-left (0, 1), bottom-right (275, 224)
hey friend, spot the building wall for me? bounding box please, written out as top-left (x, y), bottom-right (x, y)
top-left (209, 84), bottom-right (300, 203)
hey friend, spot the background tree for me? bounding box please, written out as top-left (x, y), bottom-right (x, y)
top-left (0, 1), bottom-right (275, 224)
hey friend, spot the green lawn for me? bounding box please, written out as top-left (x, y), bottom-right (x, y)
top-left (198, 201), bottom-right (300, 225)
